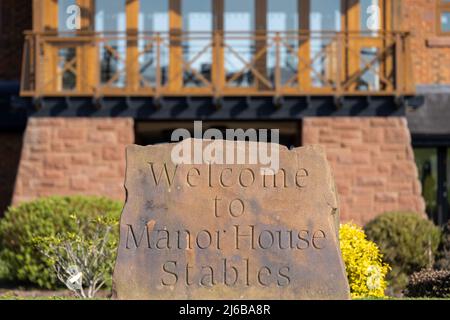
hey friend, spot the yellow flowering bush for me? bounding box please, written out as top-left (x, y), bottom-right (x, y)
top-left (339, 223), bottom-right (390, 299)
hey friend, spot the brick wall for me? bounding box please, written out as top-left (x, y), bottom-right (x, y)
top-left (303, 117), bottom-right (426, 226)
top-left (12, 118), bottom-right (134, 205)
top-left (0, 0), bottom-right (31, 80)
top-left (402, 0), bottom-right (450, 85)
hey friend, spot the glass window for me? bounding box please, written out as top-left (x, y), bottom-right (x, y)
top-left (182, 0), bottom-right (213, 33)
top-left (309, 0), bottom-right (341, 32)
top-left (57, 0), bottom-right (78, 90)
top-left (359, 47), bottom-right (380, 91)
top-left (224, 0), bottom-right (255, 87)
top-left (267, 0), bottom-right (298, 87)
top-left (95, 0), bottom-right (126, 32)
top-left (360, 0), bottom-right (381, 34)
top-left (447, 148), bottom-right (450, 223)
top-left (58, 0), bottom-right (78, 32)
top-left (224, 0), bottom-right (255, 31)
top-left (415, 148), bottom-right (439, 222)
top-left (358, 1), bottom-right (382, 91)
top-left (182, 0), bottom-right (213, 87)
top-left (57, 47), bottom-right (77, 90)
top-left (139, 0), bottom-right (168, 32)
top-left (308, 0), bottom-right (341, 88)
top-left (442, 12), bottom-right (450, 32)
top-left (267, 0), bottom-right (298, 32)
top-left (139, 0), bottom-right (169, 87)
top-left (95, 0), bottom-right (126, 87)
top-left (438, 0), bottom-right (450, 34)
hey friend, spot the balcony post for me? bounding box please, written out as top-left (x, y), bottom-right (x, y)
top-left (404, 33), bottom-right (414, 93)
top-left (298, 0), bottom-right (311, 91)
top-left (32, 0), bottom-right (43, 32)
top-left (40, 0), bottom-right (58, 94)
top-left (169, 0), bottom-right (183, 91)
top-left (77, 0), bottom-right (97, 94)
top-left (155, 33), bottom-right (162, 97)
top-left (32, 0), bottom-right (43, 96)
top-left (255, 0), bottom-right (268, 90)
top-left (395, 32), bottom-right (404, 96)
top-left (126, 0), bottom-right (140, 92)
top-left (344, 0), bottom-right (361, 92)
top-left (383, 0), bottom-right (395, 92)
top-left (213, 0), bottom-right (224, 96)
top-left (274, 32), bottom-right (281, 97)
top-left (41, 0), bottom-right (58, 31)
top-left (336, 33), bottom-right (343, 96)
top-left (77, 0), bottom-right (95, 30)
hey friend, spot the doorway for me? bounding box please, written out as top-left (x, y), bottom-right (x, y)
top-left (414, 146), bottom-right (450, 226)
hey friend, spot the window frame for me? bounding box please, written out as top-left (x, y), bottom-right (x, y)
top-left (437, 0), bottom-right (450, 35)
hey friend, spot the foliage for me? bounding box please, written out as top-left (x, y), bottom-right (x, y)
top-left (339, 223), bottom-right (390, 298)
top-left (0, 293), bottom-right (90, 300)
top-left (364, 212), bottom-right (441, 294)
top-left (0, 196), bottom-right (122, 289)
top-left (0, 257), bottom-right (8, 281)
top-left (33, 215), bottom-right (118, 298)
top-left (435, 220), bottom-right (450, 271)
top-left (405, 269), bottom-right (450, 298)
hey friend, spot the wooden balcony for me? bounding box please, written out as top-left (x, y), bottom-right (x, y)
top-left (20, 30), bottom-right (414, 100)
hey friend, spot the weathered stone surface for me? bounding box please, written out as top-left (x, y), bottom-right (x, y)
top-left (113, 140), bottom-right (350, 300)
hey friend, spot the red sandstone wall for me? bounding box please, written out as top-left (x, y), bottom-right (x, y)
top-left (402, 0), bottom-right (450, 85)
top-left (12, 118), bottom-right (134, 205)
top-left (303, 117), bottom-right (426, 226)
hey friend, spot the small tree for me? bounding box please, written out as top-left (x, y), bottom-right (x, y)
top-left (33, 215), bottom-right (118, 298)
top-left (0, 196), bottom-right (122, 289)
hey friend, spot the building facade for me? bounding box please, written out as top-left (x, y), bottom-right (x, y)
top-left (1, 0), bottom-right (449, 226)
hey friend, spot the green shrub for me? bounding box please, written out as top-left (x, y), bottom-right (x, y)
top-left (435, 220), bottom-right (450, 271)
top-left (0, 257), bottom-right (8, 281)
top-left (405, 269), bottom-right (450, 298)
top-left (364, 212), bottom-right (441, 294)
top-left (0, 196), bottom-right (122, 289)
top-left (339, 223), bottom-right (390, 298)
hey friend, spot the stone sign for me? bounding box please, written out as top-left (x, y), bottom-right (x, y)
top-left (112, 140), bottom-right (350, 299)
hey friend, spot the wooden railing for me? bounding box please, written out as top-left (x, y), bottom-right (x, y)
top-left (20, 31), bottom-right (414, 98)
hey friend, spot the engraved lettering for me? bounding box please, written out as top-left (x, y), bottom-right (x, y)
top-left (196, 230), bottom-right (213, 249)
top-left (234, 225), bottom-right (255, 250)
top-left (239, 168), bottom-right (256, 187)
top-left (257, 267), bottom-right (271, 286)
top-left (149, 163), bottom-right (178, 187)
top-left (219, 168), bottom-right (233, 188)
top-left (186, 167), bottom-right (201, 187)
top-left (312, 230), bottom-right (326, 249)
top-left (278, 266), bottom-right (291, 286)
top-left (125, 224), bottom-right (151, 249)
top-left (229, 199), bottom-right (245, 218)
top-left (295, 169), bottom-right (309, 188)
top-left (162, 261), bottom-right (178, 286)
